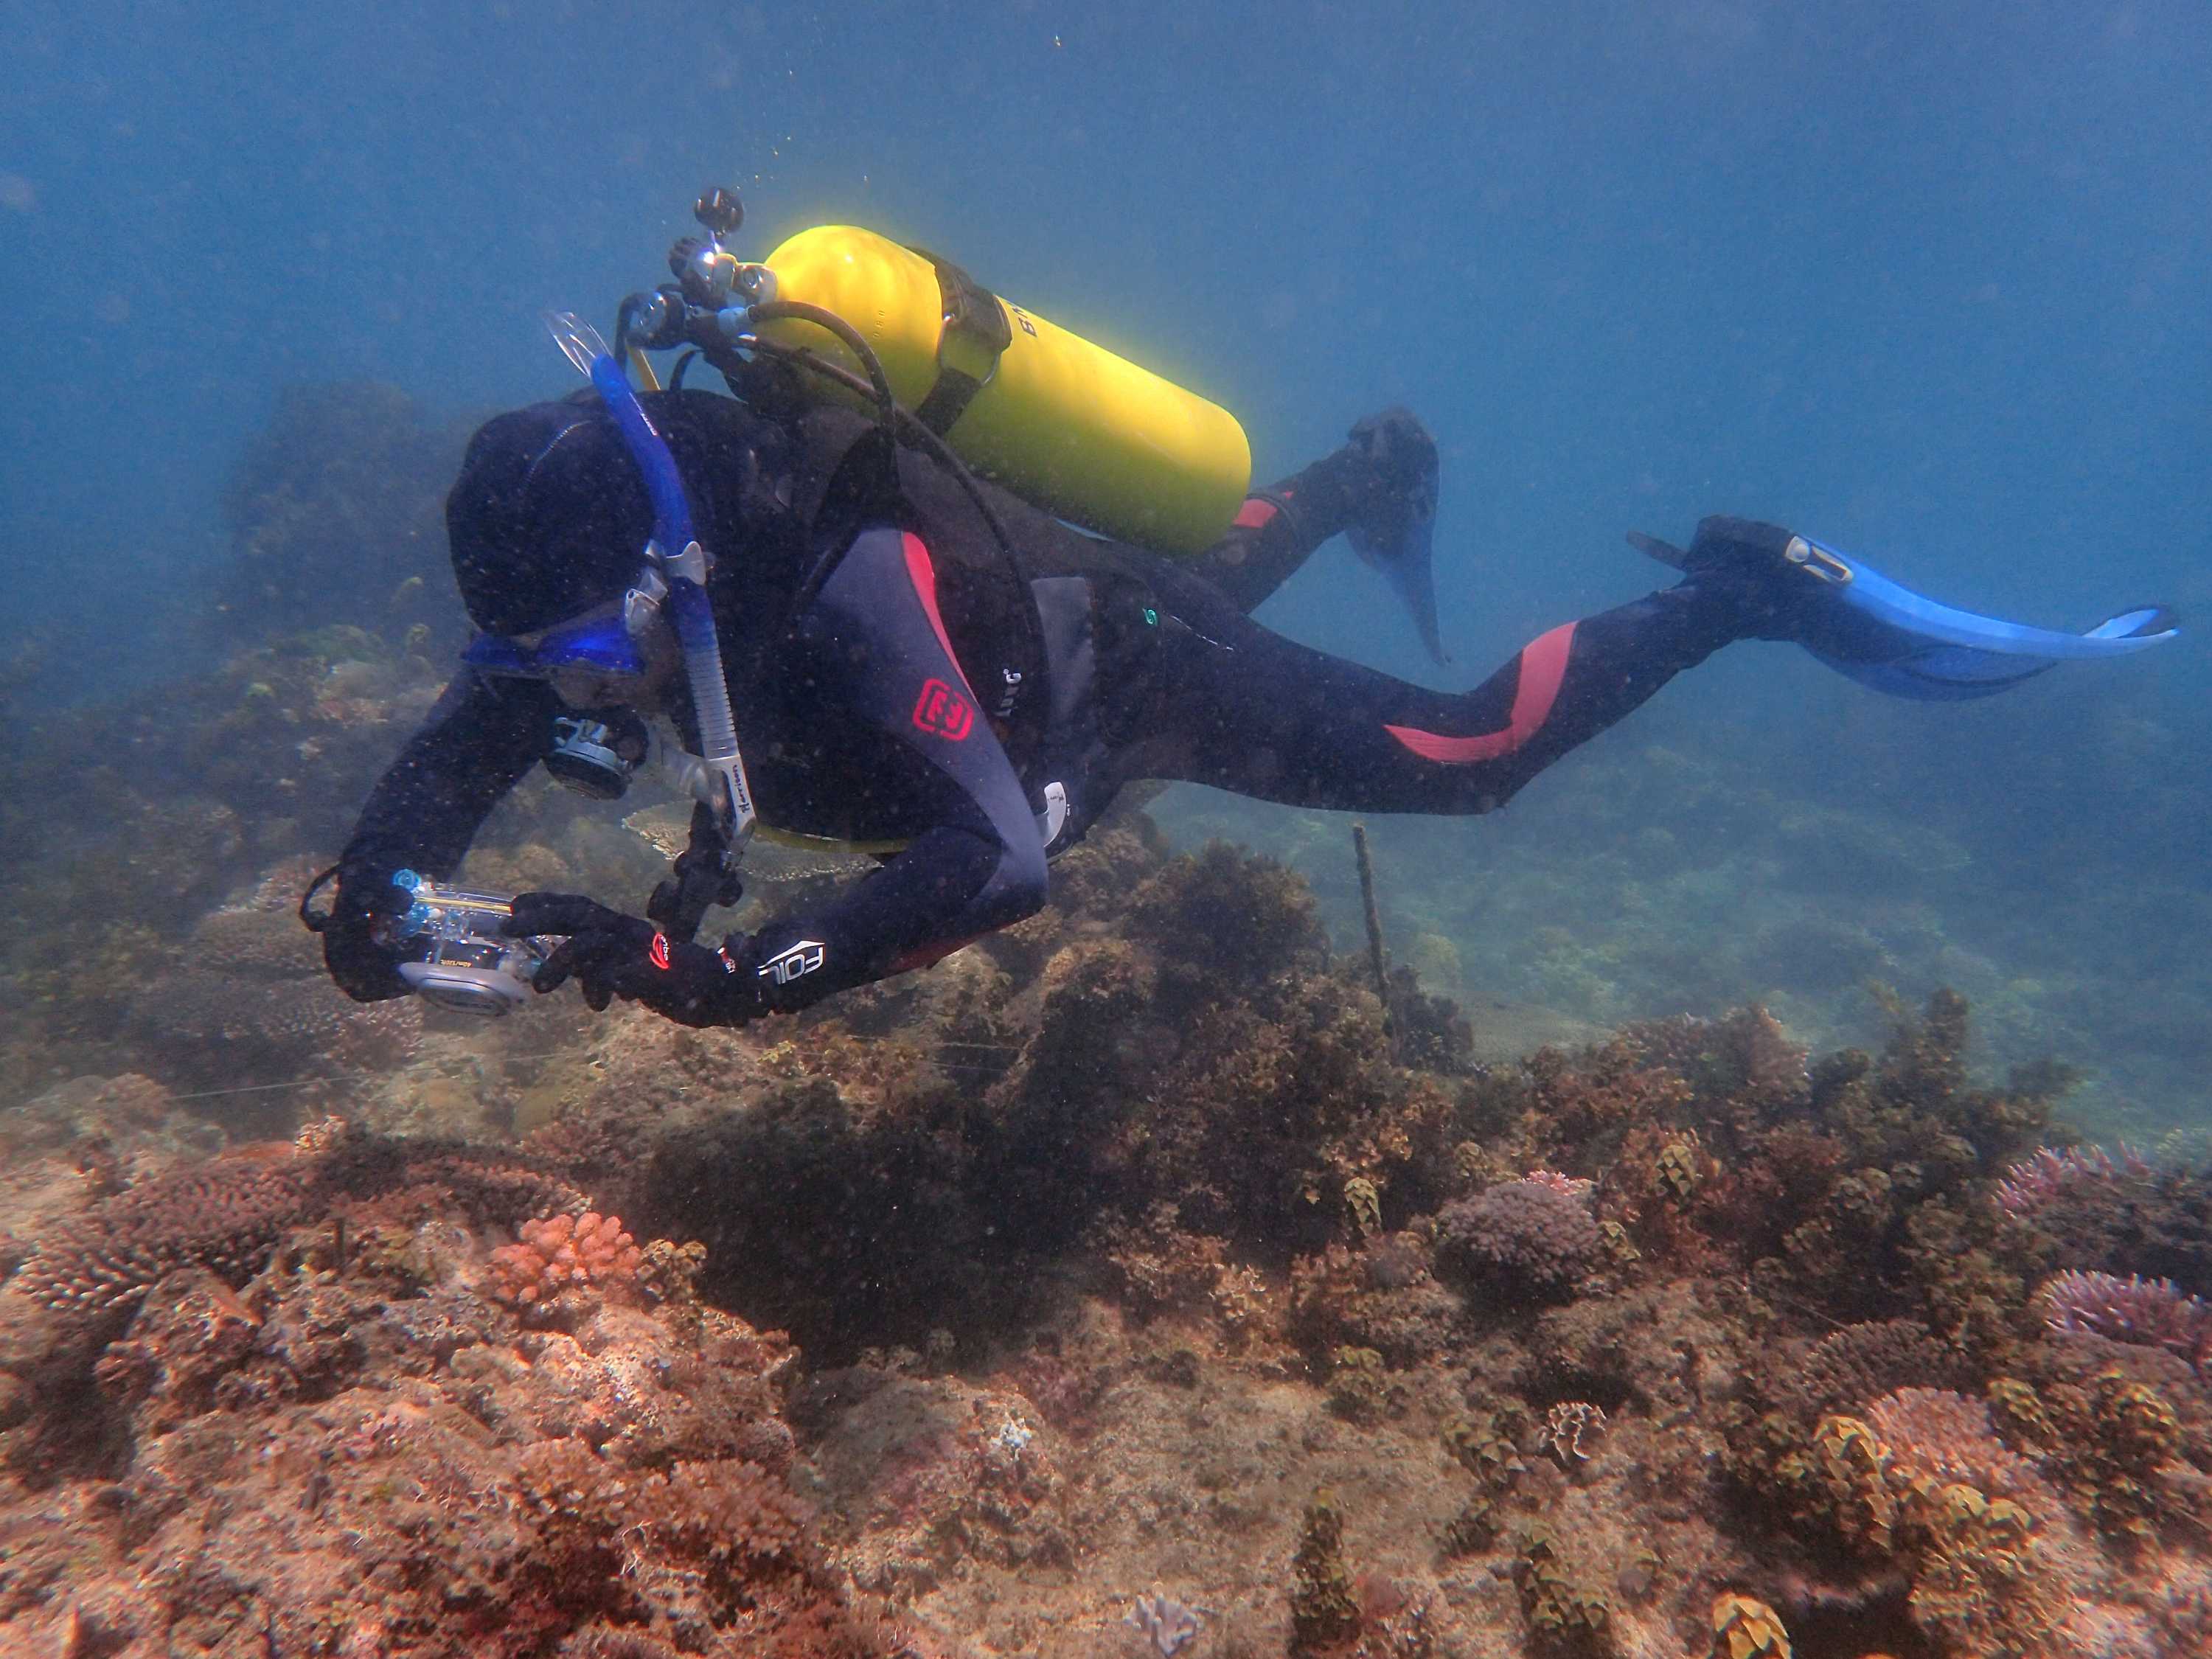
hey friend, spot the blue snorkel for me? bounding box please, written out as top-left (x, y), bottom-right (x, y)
top-left (543, 310), bottom-right (757, 843)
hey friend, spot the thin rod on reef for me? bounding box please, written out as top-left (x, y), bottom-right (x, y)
top-left (1352, 822), bottom-right (1394, 1044)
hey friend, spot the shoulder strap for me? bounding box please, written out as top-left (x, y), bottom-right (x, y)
top-left (908, 247), bottom-right (1014, 437)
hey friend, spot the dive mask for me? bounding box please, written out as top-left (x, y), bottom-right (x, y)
top-left (464, 600), bottom-right (661, 698)
top-left (463, 604), bottom-right (666, 799)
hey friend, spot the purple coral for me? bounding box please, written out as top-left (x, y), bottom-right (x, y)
top-left (1436, 1179), bottom-right (1604, 1304)
top-left (2040, 1270), bottom-right (2212, 1371)
top-left (1124, 1593), bottom-right (1201, 1656)
top-left (1994, 1145), bottom-right (2150, 1220)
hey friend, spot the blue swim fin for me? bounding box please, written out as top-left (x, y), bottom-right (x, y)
top-left (1349, 505), bottom-right (1450, 664)
top-left (1630, 528), bottom-right (2178, 700)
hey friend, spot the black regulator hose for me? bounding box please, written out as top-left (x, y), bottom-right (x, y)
top-left (742, 299), bottom-right (899, 442)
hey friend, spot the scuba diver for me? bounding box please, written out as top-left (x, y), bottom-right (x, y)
top-left (311, 194), bottom-right (2177, 1029)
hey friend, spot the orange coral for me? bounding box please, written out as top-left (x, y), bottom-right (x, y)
top-left (490, 1212), bottom-right (644, 1310)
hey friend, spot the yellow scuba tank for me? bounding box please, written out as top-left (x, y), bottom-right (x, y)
top-left (752, 226), bottom-right (1251, 554)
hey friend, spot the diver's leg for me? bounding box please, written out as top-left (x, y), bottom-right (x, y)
top-left (1190, 458), bottom-right (1368, 613)
top-left (1192, 410), bottom-right (1438, 616)
top-left (1116, 558), bottom-right (1742, 814)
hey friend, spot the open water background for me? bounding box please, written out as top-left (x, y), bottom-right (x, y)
top-left (2, 1), bottom-right (2207, 1130)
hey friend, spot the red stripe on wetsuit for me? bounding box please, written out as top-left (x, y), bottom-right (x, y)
top-left (1384, 622), bottom-right (1577, 764)
top-left (894, 532), bottom-right (991, 972)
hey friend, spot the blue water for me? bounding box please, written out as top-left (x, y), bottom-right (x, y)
top-left (4, 2), bottom-right (2208, 1117)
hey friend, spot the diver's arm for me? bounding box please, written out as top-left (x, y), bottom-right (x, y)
top-left (504, 524), bottom-right (1046, 1026)
top-left (321, 667), bottom-right (554, 1001)
top-left (343, 667), bottom-right (556, 877)
top-left (733, 524), bottom-right (1047, 1014)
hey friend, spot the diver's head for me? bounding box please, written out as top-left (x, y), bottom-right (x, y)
top-left (448, 399), bottom-right (655, 639)
top-left (447, 398), bottom-right (684, 709)
top-left (447, 399), bottom-right (684, 800)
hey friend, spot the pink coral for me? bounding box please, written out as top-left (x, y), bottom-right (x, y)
top-left (1994, 1145), bottom-right (2150, 1220)
top-left (1864, 1387), bottom-right (2061, 1515)
top-left (489, 1212), bottom-right (644, 1310)
top-left (1521, 1170), bottom-right (1596, 1205)
top-left (2039, 1269), bottom-right (2212, 1371)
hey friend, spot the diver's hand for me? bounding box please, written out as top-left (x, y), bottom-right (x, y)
top-left (504, 892), bottom-right (762, 1028)
top-left (320, 858), bottom-right (413, 1003)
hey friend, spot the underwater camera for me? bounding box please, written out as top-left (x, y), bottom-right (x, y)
top-left (377, 871), bottom-right (549, 1017)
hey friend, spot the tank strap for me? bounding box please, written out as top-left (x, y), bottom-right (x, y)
top-left (908, 246), bottom-right (1013, 437)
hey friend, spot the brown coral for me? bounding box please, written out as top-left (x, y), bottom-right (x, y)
top-left (11, 1150), bottom-right (311, 1318)
top-left (1784, 1319), bottom-right (1964, 1419)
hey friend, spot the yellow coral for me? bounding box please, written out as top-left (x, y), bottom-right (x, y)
top-left (1933, 1483), bottom-right (1989, 1530)
top-left (1984, 1377), bottom-right (2049, 1447)
top-left (1441, 1413), bottom-right (1523, 1486)
top-left (1599, 1218), bottom-right (1642, 1265)
top-left (2099, 1377), bottom-right (2180, 1469)
top-left (1656, 1132), bottom-right (1706, 1203)
top-left (1343, 1175), bottom-right (1382, 1239)
top-left (1711, 1593), bottom-right (1792, 1659)
top-left (1979, 1498), bottom-right (2034, 1547)
top-left (1811, 1415), bottom-right (1899, 1551)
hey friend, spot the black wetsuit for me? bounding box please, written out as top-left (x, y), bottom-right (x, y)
top-left (335, 390), bottom-right (1742, 1016)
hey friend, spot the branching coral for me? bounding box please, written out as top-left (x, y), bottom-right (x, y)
top-left (2039, 1270), bottom-right (2212, 1371)
top-left (11, 1124), bottom-right (591, 1328)
top-left (1863, 1388), bottom-right (2060, 1517)
top-left (489, 1213), bottom-right (643, 1312)
top-left (1784, 1319), bottom-right (1964, 1420)
top-left (12, 1152), bottom-right (312, 1319)
top-left (1994, 1144), bottom-right (2152, 1220)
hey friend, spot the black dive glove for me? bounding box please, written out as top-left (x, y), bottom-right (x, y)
top-left (317, 859), bottom-right (412, 1004)
top-left (504, 892), bottom-right (767, 1029)
top-left (1345, 406), bottom-right (1440, 547)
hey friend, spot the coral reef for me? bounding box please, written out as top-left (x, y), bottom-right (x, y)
top-left (13, 1150), bottom-right (314, 1321)
top-left (1436, 1178), bottom-right (1605, 1307)
top-left (0, 703), bottom-right (2205, 1657)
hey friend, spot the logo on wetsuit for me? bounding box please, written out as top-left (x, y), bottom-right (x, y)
top-left (757, 939), bottom-right (827, 986)
top-left (911, 678), bottom-right (973, 740)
